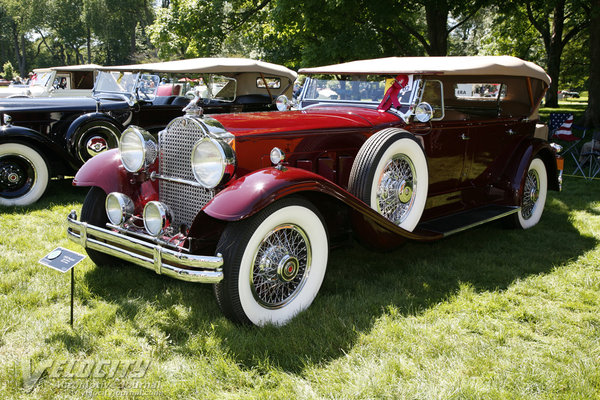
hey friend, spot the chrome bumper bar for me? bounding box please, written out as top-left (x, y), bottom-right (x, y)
top-left (67, 211), bottom-right (223, 283)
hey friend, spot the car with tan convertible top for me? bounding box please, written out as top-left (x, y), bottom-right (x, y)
top-left (66, 56), bottom-right (563, 326)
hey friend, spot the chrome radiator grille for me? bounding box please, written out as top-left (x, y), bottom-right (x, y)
top-left (158, 118), bottom-right (214, 229)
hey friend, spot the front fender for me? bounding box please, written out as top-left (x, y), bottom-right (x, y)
top-left (199, 166), bottom-right (442, 242)
top-left (0, 124), bottom-right (73, 173)
top-left (73, 149), bottom-right (130, 194)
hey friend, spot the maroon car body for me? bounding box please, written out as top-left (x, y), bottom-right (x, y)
top-left (67, 56), bottom-right (562, 326)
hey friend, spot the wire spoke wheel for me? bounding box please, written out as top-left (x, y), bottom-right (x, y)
top-left (251, 224), bottom-right (311, 308)
top-left (521, 168), bottom-right (540, 220)
top-left (376, 154), bottom-right (416, 226)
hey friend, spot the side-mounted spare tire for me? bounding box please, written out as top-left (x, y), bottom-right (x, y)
top-left (348, 128), bottom-right (428, 232)
top-left (68, 119), bottom-right (122, 164)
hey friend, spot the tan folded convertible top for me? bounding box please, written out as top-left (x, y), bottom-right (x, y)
top-left (299, 56), bottom-right (550, 85)
top-left (102, 57), bottom-right (298, 81)
top-left (33, 64), bottom-right (104, 73)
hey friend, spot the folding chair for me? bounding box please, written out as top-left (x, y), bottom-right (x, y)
top-left (549, 113), bottom-right (587, 157)
top-left (573, 130), bottom-right (600, 180)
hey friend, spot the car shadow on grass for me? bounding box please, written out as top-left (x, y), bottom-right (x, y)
top-left (53, 178), bottom-right (598, 373)
top-left (0, 178), bottom-right (85, 214)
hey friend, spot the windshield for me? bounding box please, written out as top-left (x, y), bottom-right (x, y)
top-left (94, 71), bottom-right (159, 99)
top-left (30, 71), bottom-right (54, 87)
top-left (156, 74), bottom-right (237, 101)
top-left (302, 75), bottom-right (414, 105)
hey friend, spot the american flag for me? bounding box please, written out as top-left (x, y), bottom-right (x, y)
top-left (550, 113), bottom-right (577, 141)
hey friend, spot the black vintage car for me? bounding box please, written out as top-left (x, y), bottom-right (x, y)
top-left (0, 58), bottom-right (297, 206)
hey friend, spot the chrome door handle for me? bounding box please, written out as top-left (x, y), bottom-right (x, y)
top-left (461, 133), bottom-right (470, 140)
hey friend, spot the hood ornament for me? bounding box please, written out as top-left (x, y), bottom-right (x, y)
top-left (183, 87), bottom-right (204, 118)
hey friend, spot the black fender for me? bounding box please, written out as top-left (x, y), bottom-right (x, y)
top-left (189, 167), bottom-right (443, 249)
top-left (0, 125), bottom-right (73, 175)
top-left (498, 138), bottom-right (559, 206)
top-left (65, 113), bottom-right (124, 164)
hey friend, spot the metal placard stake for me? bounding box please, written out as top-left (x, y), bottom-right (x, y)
top-left (39, 247), bottom-right (86, 327)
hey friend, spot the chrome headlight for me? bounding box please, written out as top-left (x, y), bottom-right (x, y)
top-left (105, 192), bottom-right (134, 225)
top-left (119, 126), bottom-right (157, 172)
top-left (143, 201), bottom-right (172, 237)
top-left (190, 138), bottom-right (235, 189)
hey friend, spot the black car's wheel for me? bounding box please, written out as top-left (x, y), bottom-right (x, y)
top-left (348, 128), bottom-right (428, 232)
top-left (80, 187), bottom-right (122, 266)
top-left (0, 143), bottom-right (49, 206)
top-left (214, 197), bottom-right (329, 326)
top-left (74, 120), bottom-right (121, 164)
top-left (510, 157), bottom-right (548, 229)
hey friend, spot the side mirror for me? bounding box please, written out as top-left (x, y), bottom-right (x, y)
top-left (414, 102), bottom-right (434, 122)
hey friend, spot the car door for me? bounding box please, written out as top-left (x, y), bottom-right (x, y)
top-left (414, 79), bottom-right (469, 216)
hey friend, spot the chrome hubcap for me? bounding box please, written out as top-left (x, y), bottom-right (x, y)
top-left (251, 224), bottom-right (311, 309)
top-left (522, 169), bottom-right (540, 220)
top-left (277, 254), bottom-right (299, 282)
top-left (398, 179), bottom-right (413, 203)
top-left (86, 136), bottom-right (108, 157)
top-left (377, 154), bottom-right (416, 225)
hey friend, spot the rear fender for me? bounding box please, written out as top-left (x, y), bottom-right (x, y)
top-left (498, 139), bottom-right (559, 206)
top-left (197, 167), bottom-right (442, 243)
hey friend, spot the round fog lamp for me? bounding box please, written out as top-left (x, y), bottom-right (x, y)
top-left (105, 192), bottom-right (134, 225)
top-left (143, 201), bottom-right (172, 237)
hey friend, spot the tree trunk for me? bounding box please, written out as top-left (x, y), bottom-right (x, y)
top-left (545, 42), bottom-right (562, 107)
top-left (584, 2), bottom-right (600, 128)
top-left (544, 1), bottom-right (565, 108)
top-left (87, 27), bottom-right (92, 64)
top-left (424, 1), bottom-right (449, 56)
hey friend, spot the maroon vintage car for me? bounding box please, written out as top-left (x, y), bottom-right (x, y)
top-left (67, 56), bottom-right (562, 326)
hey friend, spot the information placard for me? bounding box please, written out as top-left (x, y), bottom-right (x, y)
top-left (39, 247), bottom-right (85, 273)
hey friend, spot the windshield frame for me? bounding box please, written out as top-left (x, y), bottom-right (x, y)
top-left (93, 71), bottom-right (160, 101)
top-left (298, 74), bottom-right (420, 111)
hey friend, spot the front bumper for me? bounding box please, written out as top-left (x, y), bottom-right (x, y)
top-left (67, 211), bottom-right (223, 283)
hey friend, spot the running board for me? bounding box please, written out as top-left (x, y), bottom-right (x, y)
top-left (416, 205), bottom-right (520, 237)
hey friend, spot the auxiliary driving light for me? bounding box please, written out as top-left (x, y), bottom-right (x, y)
top-left (143, 201), bottom-right (172, 237)
top-left (105, 192), bottom-right (134, 226)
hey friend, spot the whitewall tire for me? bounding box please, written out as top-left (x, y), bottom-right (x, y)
top-left (513, 157), bottom-right (547, 229)
top-left (0, 143), bottom-right (49, 206)
top-left (215, 197), bottom-right (328, 326)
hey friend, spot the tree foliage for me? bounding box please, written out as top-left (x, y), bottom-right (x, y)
top-left (0, 0), bottom-right (595, 127)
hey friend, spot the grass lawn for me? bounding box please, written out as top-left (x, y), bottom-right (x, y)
top-left (1, 171), bottom-right (600, 398)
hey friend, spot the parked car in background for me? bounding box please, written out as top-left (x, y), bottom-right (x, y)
top-left (66, 56), bottom-right (562, 326)
top-left (0, 58), bottom-right (297, 206)
top-left (0, 64), bottom-right (101, 98)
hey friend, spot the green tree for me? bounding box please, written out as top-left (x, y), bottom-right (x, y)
top-left (513, 0), bottom-right (590, 107)
top-left (2, 60), bottom-right (14, 80)
top-left (0, 0), bottom-right (46, 76)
